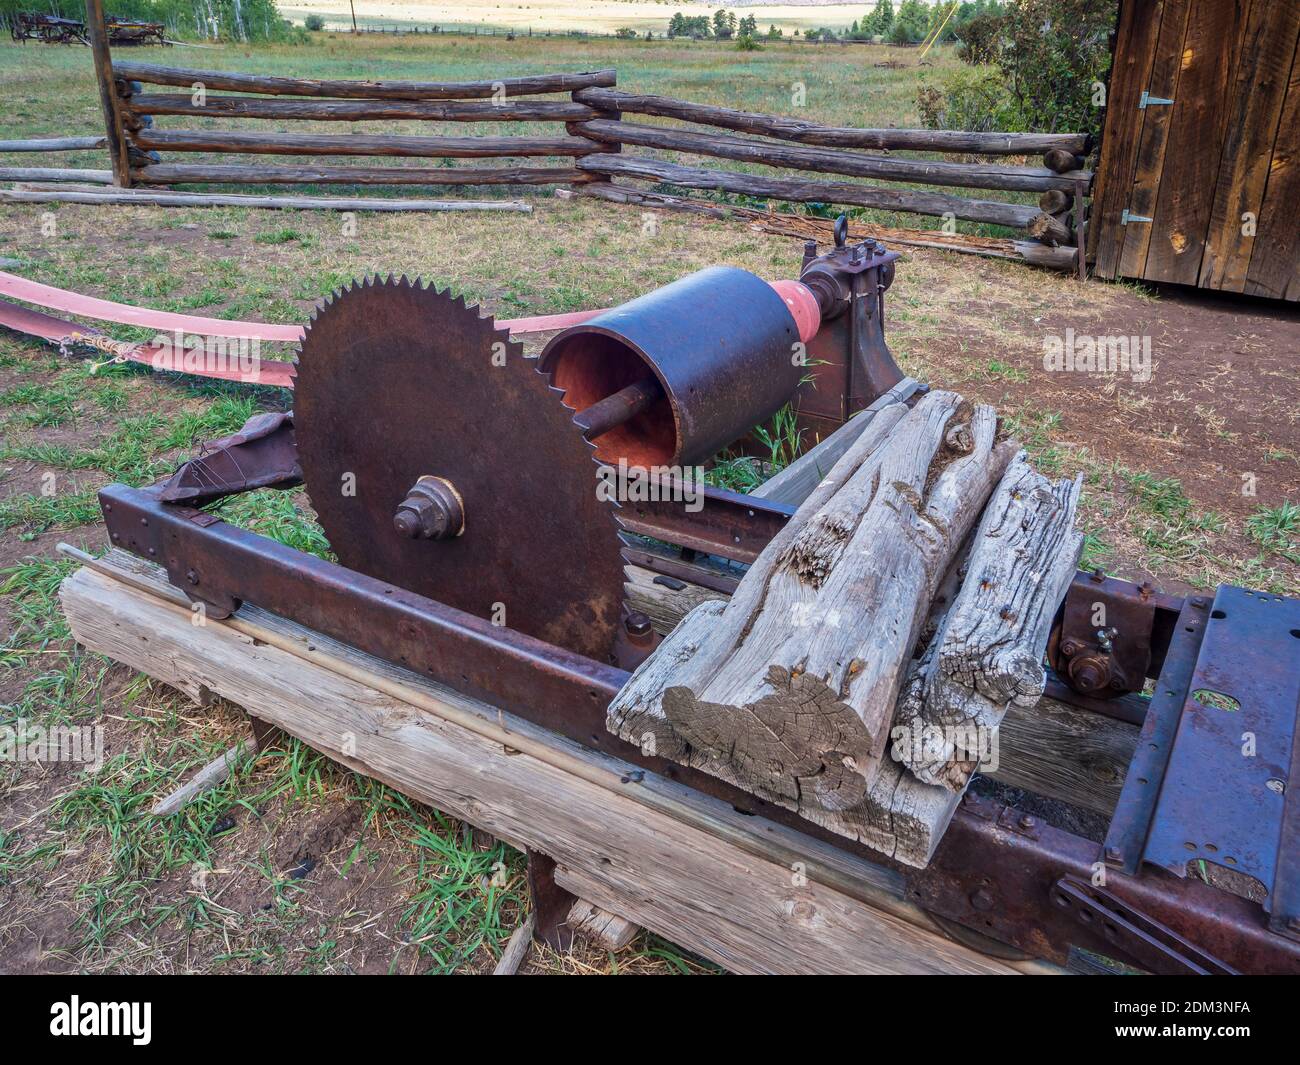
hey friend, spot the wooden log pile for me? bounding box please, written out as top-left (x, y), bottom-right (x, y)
top-left (609, 391), bottom-right (1084, 866)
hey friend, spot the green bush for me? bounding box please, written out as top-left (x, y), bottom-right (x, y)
top-left (921, 0), bottom-right (1116, 140)
top-left (304, 13), bottom-right (324, 31)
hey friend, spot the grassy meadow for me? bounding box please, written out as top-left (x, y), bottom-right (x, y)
top-left (0, 32), bottom-right (1296, 974)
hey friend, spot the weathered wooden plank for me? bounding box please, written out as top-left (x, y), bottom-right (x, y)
top-left (0, 167), bottom-right (115, 184)
top-left (576, 154), bottom-right (1039, 229)
top-left (751, 378), bottom-right (923, 507)
top-left (893, 455), bottom-right (1084, 792)
top-left (1115, 0), bottom-right (1192, 280)
top-left (0, 187), bottom-right (531, 212)
top-left (567, 899), bottom-right (639, 951)
top-left (114, 62), bottom-right (616, 100)
top-left (133, 128), bottom-right (599, 159)
top-left (1245, 34), bottom-right (1300, 300)
top-left (126, 94), bottom-right (598, 122)
top-left (574, 87), bottom-right (1090, 155)
top-left (0, 136), bottom-right (108, 152)
top-left (1198, 3), bottom-right (1300, 291)
top-left (60, 561), bottom-right (1016, 975)
top-left (1090, 0), bottom-right (1167, 278)
top-left (84, 0), bottom-right (131, 187)
top-left (133, 162), bottom-right (590, 186)
top-left (622, 559), bottom-right (1133, 818)
top-left (1144, 0), bottom-right (1249, 285)
top-left (608, 392), bottom-right (1018, 860)
top-left (575, 119), bottom-right (1091, 192)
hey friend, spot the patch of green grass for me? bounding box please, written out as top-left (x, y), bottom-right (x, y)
top-left (254, 228), bottom-right (306, 246)
top-left (1246, 502), bottom-right (1299, 563)
top-left (0, 490), bottom-right (100, 534)
top-left (0, 555), bottom-right (76, 666)
top-left (209, 489), bottom-right (331, 558)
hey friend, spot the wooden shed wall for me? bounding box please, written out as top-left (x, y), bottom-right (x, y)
top-left (1090, 0), bottom-right (1300, 299)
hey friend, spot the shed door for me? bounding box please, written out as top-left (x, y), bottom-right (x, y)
top-left (1091, 0), bottom-right (1300, 299)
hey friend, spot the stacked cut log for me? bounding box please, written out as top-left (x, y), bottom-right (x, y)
top-left (608, 390), bottom-right (1083, 866)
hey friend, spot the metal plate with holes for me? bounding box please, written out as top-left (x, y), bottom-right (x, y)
top-left (1142, 586), bottom-right (1300, 910)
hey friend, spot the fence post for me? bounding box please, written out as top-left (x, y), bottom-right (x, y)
top-left (568, 72), bottom-right (619, 196)
top-left (84, 0), bottom-right (132, 187)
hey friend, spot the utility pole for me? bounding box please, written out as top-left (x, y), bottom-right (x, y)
top-left (350, 0), bottom-right (358, 32)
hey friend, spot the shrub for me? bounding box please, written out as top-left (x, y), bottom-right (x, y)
top-left (922, 0), bottom-right (1115, 140)
top-left (304, 13), bottom-right (324, 31)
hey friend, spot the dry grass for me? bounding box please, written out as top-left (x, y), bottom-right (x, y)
top-left (1, 33), bottom-right (1296, 975)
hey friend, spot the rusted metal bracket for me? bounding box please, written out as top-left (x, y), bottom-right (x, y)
top-left (158, 410), bottom-right (301, 505)
top-left (525, 851), bottom-right (576, 952)
top-left (1050, 877), bottom-right (1236, 974)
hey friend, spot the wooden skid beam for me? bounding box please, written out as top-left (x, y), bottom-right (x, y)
top-left (124, 95), bottom-right (599, 123)
top-left (114, 62), bottom-right (616, 100)
top-left (60, 557), bottom-right (1018, 975)
top-left (574, 88), bottom-right (1091, 155)
top-left (576, 119), bottom-right (1092, 193)
top-left (133, 129), bottom-right (600, 158)
top-left (576, 154), bottom-right (1039, 230)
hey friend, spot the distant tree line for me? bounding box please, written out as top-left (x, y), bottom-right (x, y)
top-left (665, 2), bottom-right (1007, 47)
top-left (0, 0), bottom-right (301, 41)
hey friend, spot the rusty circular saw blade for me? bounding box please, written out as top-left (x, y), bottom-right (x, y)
top-left (293, 275), bottom-right (625, 664)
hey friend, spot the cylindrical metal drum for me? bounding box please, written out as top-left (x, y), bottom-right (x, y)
top-left (538, 266), bottom-right (803, 467)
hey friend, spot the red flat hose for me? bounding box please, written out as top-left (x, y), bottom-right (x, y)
top-left (0, 270), bottom-right (820, 388)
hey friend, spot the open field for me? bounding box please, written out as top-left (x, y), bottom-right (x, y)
top-left (1, 34), bottom-right (1297, 975)
top-left (280, 0), bottom-right (876, 36)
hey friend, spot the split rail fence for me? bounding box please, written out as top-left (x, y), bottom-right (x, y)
top-left (3, 20), bottom-right (1094, 271)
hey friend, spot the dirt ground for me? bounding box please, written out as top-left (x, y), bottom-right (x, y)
top-left (0, 188), bottom-right (1296, 974)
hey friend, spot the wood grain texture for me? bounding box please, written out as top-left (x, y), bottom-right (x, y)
top-left (1245, 34), bottom-right (1300, 299)
top-left (0, 188), bottom-right (529, 212)
top-left (113, 62), bottom-right (616, 100)
top-left (133, 128), bottom-right (600, 159)
top-left (574, 87), bottom-right (1089, 154)
top-left (133, 162), bottom-right (589, 186)
top-left (126, 94), bottom-right (598, 123)
top-left (85, 0), bottom-right (131, 187)
top-left (60, 563), bottom-right (1015, 975)
top-left (575, 119), bottom-right (1091, 192)
top-left (1144, 0), bottom-right (1248, 285)
top-left (1090, 0), bottom-right (1167, 278)
top-left (608, 392), bottom-right (1018, 861)
top-left (1198, 3), bottom-right (1300, 291)
top-left (577, 154), bottom-right (1039, 229)
top-left (567, 899), bottom-right (639, 951)
top-left (893, 454), bottom-right (1084, 791)
top-left (1115, 0), bottom-right (1192, 280)
top-left (620, 558), bottom-right (1132, 818)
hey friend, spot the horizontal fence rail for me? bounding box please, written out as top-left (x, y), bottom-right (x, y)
top-left (573, 87), bottom-right (1092, 159)
top-left (10, 54), bottom-right (1090, 268)
top-left (112, 62), bottom-right (617, 100)
top-left (125, 95), bottom-right (599, 123)
top-left (133, 129), bottom-right (600, 158)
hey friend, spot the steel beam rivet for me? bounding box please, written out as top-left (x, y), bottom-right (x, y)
top-left (970, 888), bottom-right (994, 912)
top-left (1019, 814), bottom-right (1036, 830)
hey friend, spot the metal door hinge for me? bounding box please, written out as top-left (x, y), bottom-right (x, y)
top-left (1120, 209), bottom-right (1153, 225)
top-left (1139, 91), bottom-right (1174, 109)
